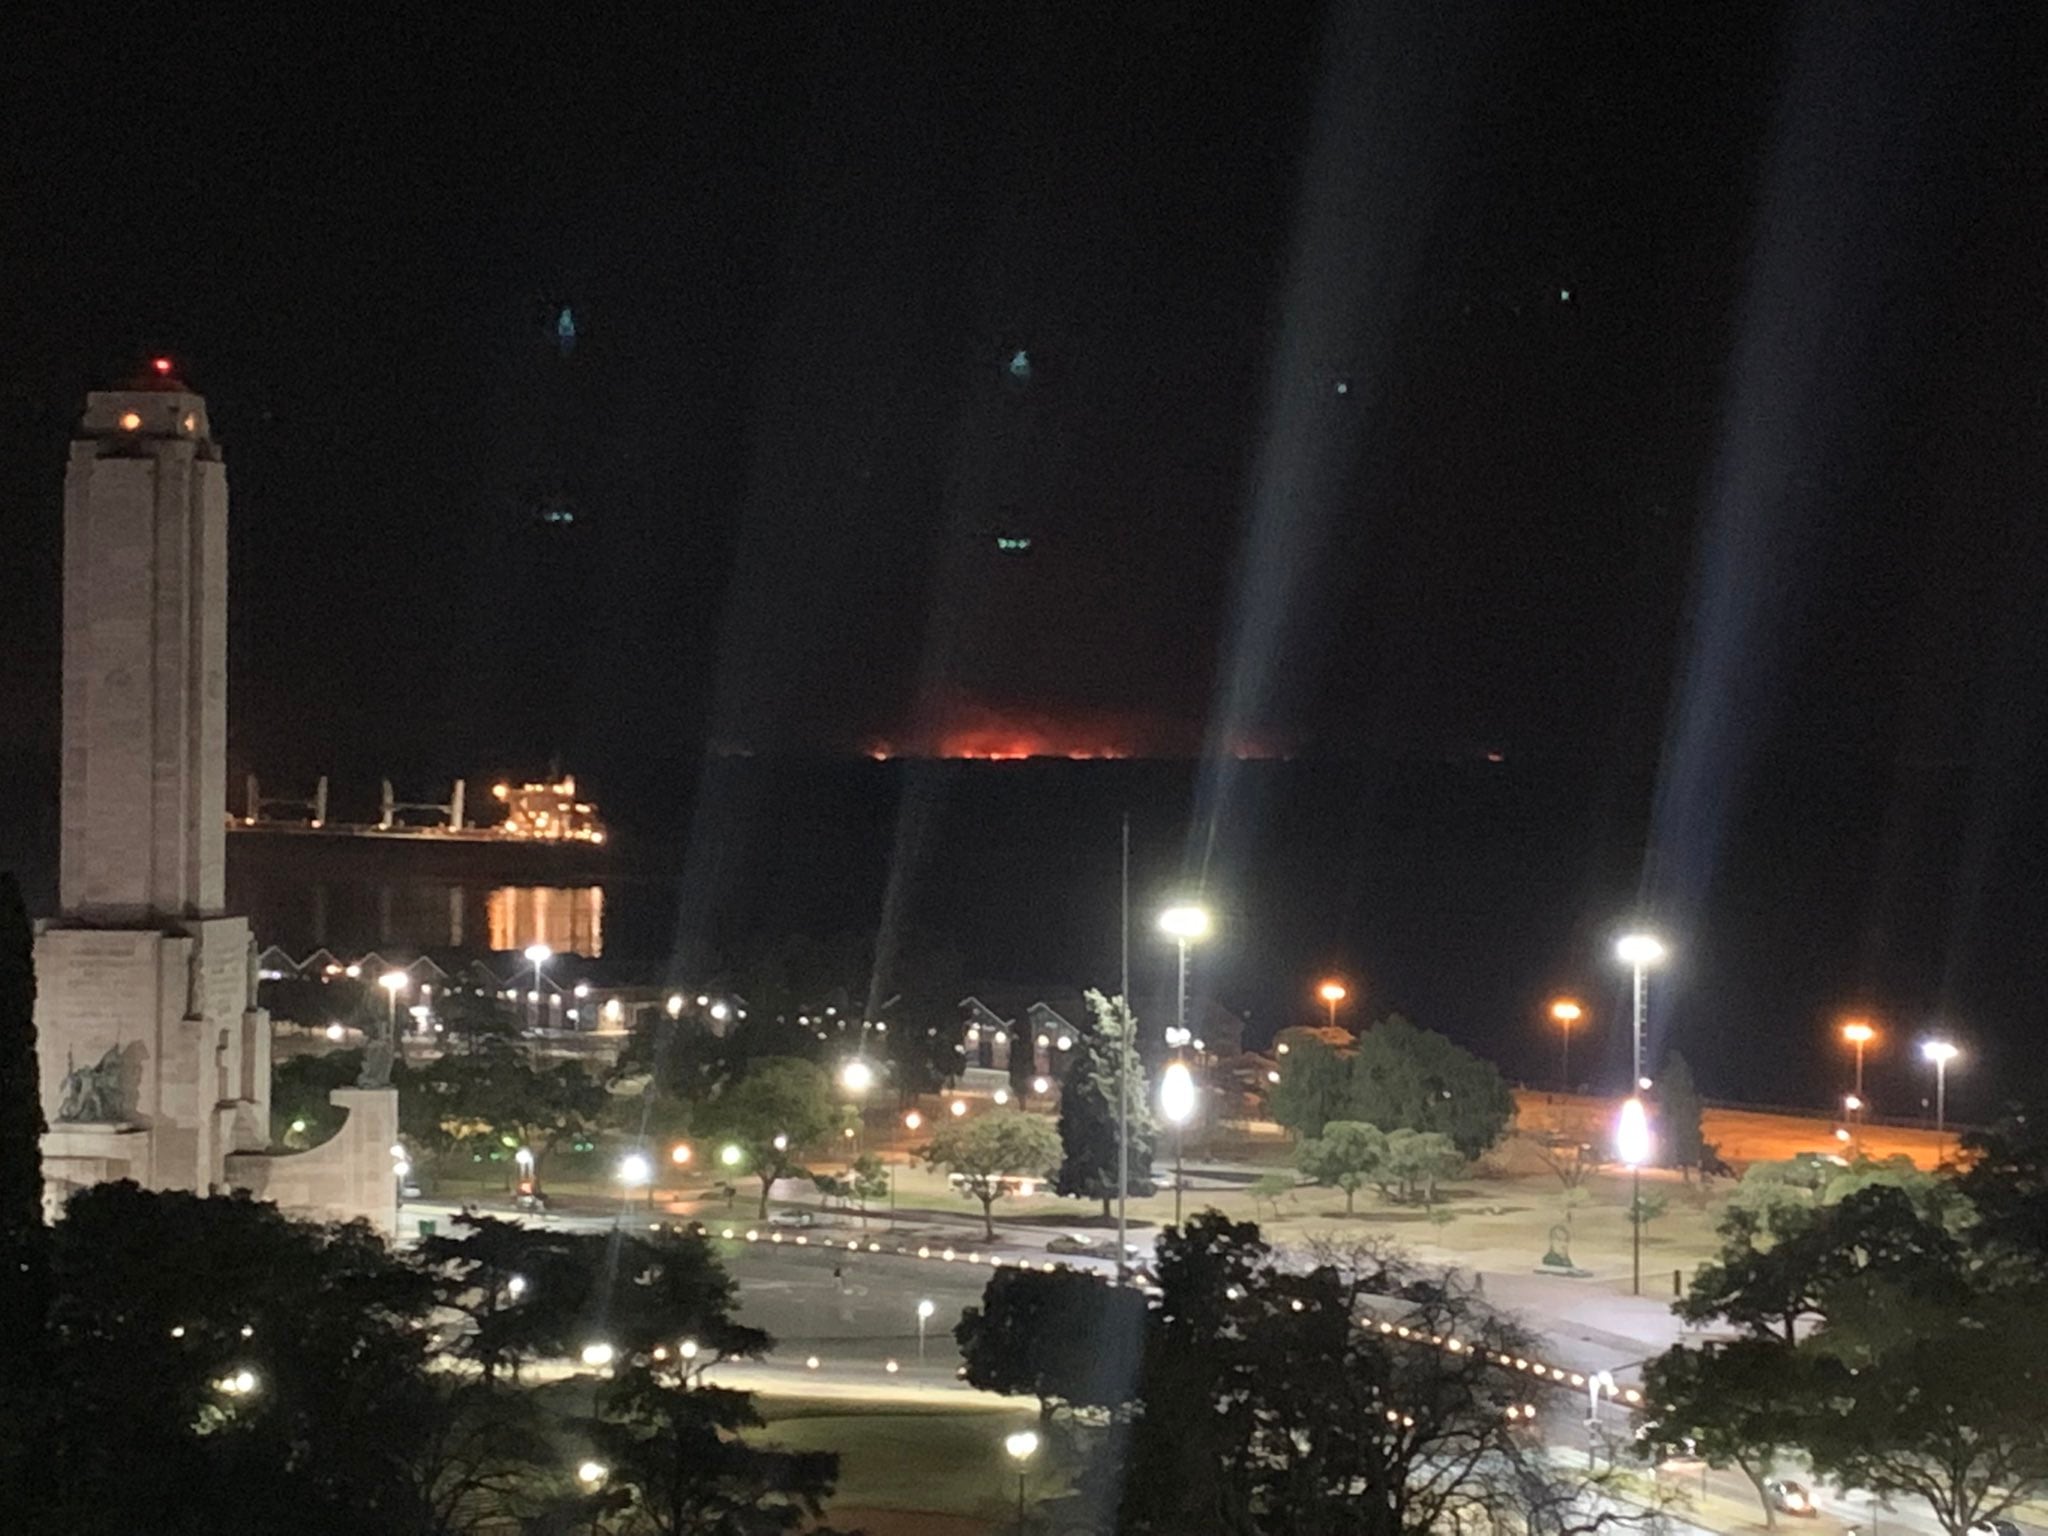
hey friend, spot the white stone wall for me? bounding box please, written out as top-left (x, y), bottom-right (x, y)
top-left (35, 916), bottom-right (267, 1197)
top-left (228, 1088), bottom-right (399, 1234)
top-left (59, 390), bottom-right (227, 921)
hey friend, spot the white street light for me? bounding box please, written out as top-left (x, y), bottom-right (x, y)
top-left (1160, 1060), bottom-right (1197, 1227)
top-left (1616, 1096), bottom-right (1653, 1298)
top-left (840, 1058), bottom-right (875, 1094)
top-left (619, 1152), bottom-right (652, 1187)
top-left (1005, 1429), bottom-right (1039, 1534)
top-left (1614, 930), bottom-right (1666, 1298)
top-left (523, 944), bottom-right (550, 1030)
top-left (917, 1297), bottom-right (936, 1360)
top-left (1156, 904), bottom-right (1212, 941)
top-left (576, 1460), bottom-right (607, 1487)
top-left (377, 969), bottom-right (408, 1041)
top-left (719, 1143), bottom-right (743, 1167)
top-left (579, 1342), bottom-right (614, 1368)
top-left (1921, 1038), bottom-right (1960, 1158)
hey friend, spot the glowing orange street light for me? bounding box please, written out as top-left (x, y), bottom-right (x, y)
top-left (1316, 980), bottom-right (1347, 1029)
top-left (1549, 999), bottom-right (1584, 1092)
top-left (1841, 1020), bottom-right (1875, 1114)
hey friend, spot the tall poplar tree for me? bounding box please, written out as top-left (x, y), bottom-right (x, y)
top-left (0, 872), bottom-right (48, 1506)
top-left (1053, 990), bottom-right (1157, 1217)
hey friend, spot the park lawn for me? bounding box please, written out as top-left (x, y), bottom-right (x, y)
top-left (752, 1396), bottom-right (1059, 1526)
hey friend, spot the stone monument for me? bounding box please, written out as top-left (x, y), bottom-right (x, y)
top-left (34, 362), bottom-right (274, 1204)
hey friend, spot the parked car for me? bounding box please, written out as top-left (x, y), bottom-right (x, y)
top-left (1967, 1521), bottom-right (2019, 1536)
top-left (766, 1208), bottom-right (817, 1229)
top-left (1765, 1480), bottom-right (1818, 1518)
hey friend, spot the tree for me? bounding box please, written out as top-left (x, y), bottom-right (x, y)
top-left (1957, 1109), bottom-right (2048, 1266)
top-left (36, 1182), bottom-right (446, 1535)
top-left (1677, 1185), bottom-right (1960, 1343)
top-left (1800, 1281), bottom-right (2048, 1536)
top-left (1103, 1213), bottom-right (1652, 1536)
top-left (1381, 1128), bottom-right (1463, 1207)
top-left (1346, 1014), bottom-right (1515, 1158)
top-left (1637, 1340), bottom-right (1815, 1526)
top-left (956, 1266), bottom-right (1147, 1420)
top-left (415, 1215), bottom-right (619, 1386)
top-left (701, 1057), bottom-right (836, 1218)
top-left (1268, 1031), bottom-right (1352, 1139)
top-left (0, 872), bottom-right (48, 1517)
top-left (923, 1109), bottom-right (1061, 1239)
top-left (1248, 1171), bottom-right (1298, 1221)
top-left (1658, 1051), bottom-right (1705, 1176)
top-left (1053, 991), bottom-right (1157, 1216)
top-left (406, 1037), bottom-right (606, 1193)
top-left (1295, 1120), bottom-right (1386, 1214)
top-left (1626, 1190), bottom-right (1669, 1235)
top-left (589, 1373), bottom-right (840, 1536)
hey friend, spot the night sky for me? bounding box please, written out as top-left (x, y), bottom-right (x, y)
top-left (3, 5), bottom-right (2045, 1103)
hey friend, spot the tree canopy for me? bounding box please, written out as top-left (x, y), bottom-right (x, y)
top-left (1295, 1121), bottom-right (1386, 1213)
top-left (955, 1265), bottom-right (1147, 1419)
top-left (923, 1109), bottom-right (1061, 1239)
top-left (699, 1057), bottom-right (836, 1217)
top-left (1269, 1015), bottom-right (1513, 1158)
top-left (1053, 990), bottom-right (1157, 1214)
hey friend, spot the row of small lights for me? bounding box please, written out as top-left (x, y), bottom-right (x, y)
top-left (603, 1219), bottom-right (1632, 1405)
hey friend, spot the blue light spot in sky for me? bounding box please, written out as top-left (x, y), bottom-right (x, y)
top-left (555, 307), bottom-right (577, 355)
top-left (1007, 349), bottom-right (1031, 382)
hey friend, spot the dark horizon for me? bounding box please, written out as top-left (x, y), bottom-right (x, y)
top-left (4, 5), bottom-right (2045, 1117)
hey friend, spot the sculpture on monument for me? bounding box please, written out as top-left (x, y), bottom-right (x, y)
top-left (356, 1022), bottom-right (395, 1090)
top-left (56, 1046), bottom-right (125, 1124)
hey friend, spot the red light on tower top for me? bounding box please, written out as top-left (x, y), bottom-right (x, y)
top-left (152, 356), bottom-right (174, 376)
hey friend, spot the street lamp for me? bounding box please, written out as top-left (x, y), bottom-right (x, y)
top-left (523, 944), bottom-right (551, 1030)
top-left (1841, 1020), bottom-right (1875, 1117)
top-left (377, 969), bottom-right (408, 1038)
top-left (841, 1058), bottom-right (874, 1157)
top-left (618, 1152), bottom-right (653, 1213)
top-left (1920, 1038), bottom-right (1959, 1160)
top-left (1158, 902), bottom-right (1211, 1064)
top-left (916, 1297), bottom-right (936, 1361)
top-left (1317, 979), bottom-right (1347, 1030)
top-left (1004, 1429), bottom-right (1039, 1536)
top-left (1614, 933), bottom-right (1666, 1092)
top-left (1615, 1096), bottom-right (1653, 1297)
top-left (1549, 999), bottom-right (1583, 1092)
top-left (1160, 1060), bottom-right (1196, 1227)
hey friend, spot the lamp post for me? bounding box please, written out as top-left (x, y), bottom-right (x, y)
top-left (1616, 1096), bottom-right (1652, 1296)
top-left (1160, 1060), bottom-right (1196, 1227)
top-left (1317, 979), bottom-right (1347, 1030)
top-left (1920, 1039), bottom-right (1959, 1161)
top-left (377, 969), bottom-right (408, 1035)
top-left (916, 1297), bottom-right (935, 1362)
top-left (1157, 902), bottom-right (1211, 1060)
top-left (1613, 932), bottom-right (1665, 1297)
top-left (1004, 1429), bottom-right (1039, 1536)
top-left (523, 943), bottom-right (551, 1030)
top-left (1157, 904), bottom-right (1209, 1232)
top-left (1842, 1020), bottom-right (1875, 1118)
top-left (840, 1057), bottom-right (874, 1158)
top-left (1614, 933), bottom-right (1666, 1092)
top-left (1549, 999), bottom-right (1583, 1092)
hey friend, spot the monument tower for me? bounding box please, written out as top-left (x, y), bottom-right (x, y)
top-left (35, 359), bottom-right (271, 1199)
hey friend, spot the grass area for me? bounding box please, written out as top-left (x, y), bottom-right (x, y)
top-left (753, 1396), bottom-right (1058, 1531)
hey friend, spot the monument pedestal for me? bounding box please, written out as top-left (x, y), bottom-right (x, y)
top-left (35, 917), bottom-right (270, 1200)
top-left (227, 1087), bottom-right (399, 1234)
